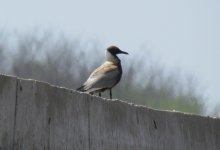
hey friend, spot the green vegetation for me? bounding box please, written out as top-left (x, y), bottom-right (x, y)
top-left (0, 31), bottom-right (206, 115)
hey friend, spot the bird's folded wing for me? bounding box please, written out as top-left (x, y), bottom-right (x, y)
top-left (90, 62), bottom-right (118, 77)
top-left (83, 62), bottom-right (120, 92)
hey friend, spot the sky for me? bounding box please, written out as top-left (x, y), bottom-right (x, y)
top-left (0, 0), bottom-right (220, 115)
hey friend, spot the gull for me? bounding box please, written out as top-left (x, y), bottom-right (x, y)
top-left (76, 46), bottom-right (128, 99)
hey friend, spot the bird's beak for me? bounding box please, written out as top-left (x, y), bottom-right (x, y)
top-left (119, 50), bottom-right (129, 55)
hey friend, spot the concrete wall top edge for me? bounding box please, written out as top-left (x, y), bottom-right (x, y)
top-left (0, 73), bottom-right (219, 121)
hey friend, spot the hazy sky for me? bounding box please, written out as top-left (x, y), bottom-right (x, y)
top-left (0, 0), bottom-right (220, 114)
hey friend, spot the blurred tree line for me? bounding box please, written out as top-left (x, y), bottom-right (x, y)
top-left (0, 31), bottom-right (211, 115)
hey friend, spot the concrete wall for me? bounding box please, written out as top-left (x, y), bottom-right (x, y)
top-left (0, 74), bottom-right (220, 150)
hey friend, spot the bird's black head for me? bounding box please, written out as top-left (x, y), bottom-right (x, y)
top-left (107, 46), bottom-right (129, 55)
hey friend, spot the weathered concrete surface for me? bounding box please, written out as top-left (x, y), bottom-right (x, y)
top-left (0, 74), bottom-right (220, 150)
top-left (0, 75), bottom-right (17, 150)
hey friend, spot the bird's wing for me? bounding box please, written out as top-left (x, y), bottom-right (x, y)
top-left (82, 61), bottom-right (121, 92)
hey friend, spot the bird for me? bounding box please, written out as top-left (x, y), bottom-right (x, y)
top-left (76, 46), bottom-right (129, 99)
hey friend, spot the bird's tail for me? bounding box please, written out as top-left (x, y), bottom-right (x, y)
top-left (76, 85), bottom-right (85, 92)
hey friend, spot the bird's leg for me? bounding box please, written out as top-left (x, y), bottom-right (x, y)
top-left (109, 88), bottom-right (112, 99)
top-left (99, 92), bottom-right (101, 97)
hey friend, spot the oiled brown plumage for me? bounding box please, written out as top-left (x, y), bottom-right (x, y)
top-left (81, 61), bottom-right (122, 93)
top-left (90, 61), bottom-right (119, 78)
